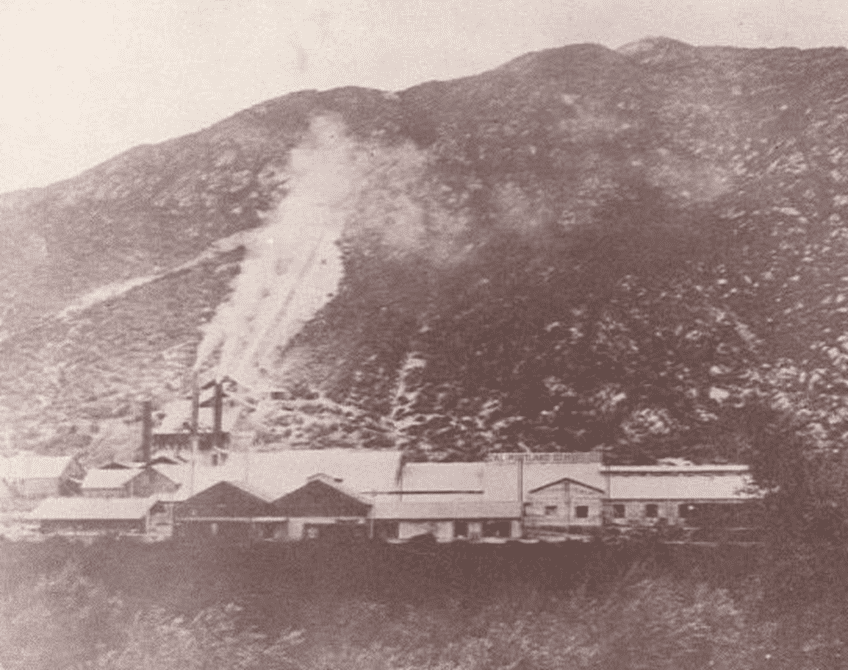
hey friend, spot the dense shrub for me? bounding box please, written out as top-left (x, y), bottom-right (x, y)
top-left (0, 569), bottom-right (775, 670)
top-left (2, 541), bottom-right (847, 670)
top-left (85, 605), bottom-right (302, 670)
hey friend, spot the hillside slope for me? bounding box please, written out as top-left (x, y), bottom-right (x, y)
top-left (2, 39), bottom-right (848, 460)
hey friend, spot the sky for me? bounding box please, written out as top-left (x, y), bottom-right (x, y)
top-left (2, 0), bottom-right (848, 195)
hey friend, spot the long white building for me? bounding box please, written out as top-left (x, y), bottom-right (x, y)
top-left (29, 449), bottom-right (761, 542)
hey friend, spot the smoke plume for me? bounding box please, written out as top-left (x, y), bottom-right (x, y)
top-left (193, 116), bottom-right (469, 389)
top-left (194, 117), bottom-right (358, 387)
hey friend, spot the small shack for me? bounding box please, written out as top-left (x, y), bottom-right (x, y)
top-left (31, 496), bottom-right (160, 534)
top-left (81, 466), bottom-right (180, 498)
top-left (0, 453), bottom-right (85, 499)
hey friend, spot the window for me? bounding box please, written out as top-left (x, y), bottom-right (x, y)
top-left (613, 504), bottom-right (626, 518)
top-left (575, 505), bottom-right (589, 519)
top-left (544, 505), bottom-right (558, 516)
top-left (645, 504), bottom-right (659, 518)
top-left (679, 503), bottom-right (696, 519)
top-left (454, 521), bottom-right (469, 538)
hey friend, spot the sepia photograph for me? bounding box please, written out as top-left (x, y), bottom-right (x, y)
top-left (1, 1), bottom-right (848, 667)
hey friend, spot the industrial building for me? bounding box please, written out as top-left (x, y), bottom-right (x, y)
top-left (0, 453), bottom-right (84, 499)
top-left (6, 404), bottom-right (760, 545)
top-left (81, 466), bottom-right (180, 498)
top-left (156, 450), bottom-right (760, 544)
top-left (602, 464), bottom-right (758, 527)
top-left (30, 496), bottom-right (165, 535)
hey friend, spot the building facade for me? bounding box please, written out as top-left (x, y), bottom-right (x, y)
top-left (272, 474), bottom-right (372, 541)
top-left (602, 465), bottom-right (756, 527)
top-left (32, 497), bottom-right (161, 534)
top-left (81, 466), bottom-right (180, 498)
top-left (173, 480), bottom-right (285, 543)
top-left (524, 478), bottom-right (605, 535)
top-left (130, 450), bottom-right (762, 543)
top-left (0, 454), bottom-right (85, 499)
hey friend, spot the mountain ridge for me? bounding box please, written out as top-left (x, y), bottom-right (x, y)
top-left (2, 39), bottom-right (848, 463)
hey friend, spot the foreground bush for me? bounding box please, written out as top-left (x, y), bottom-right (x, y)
top-left (84, 605), bottom-right (302, 670)
top-left (2, 544), bottom-right (844, 669)
top-left (18, 578), bottom-right (773, 670)
top-left (294, 580), bottom-right (774, 670)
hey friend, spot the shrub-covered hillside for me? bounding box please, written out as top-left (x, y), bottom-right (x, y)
top-left (2, 39), bottom-right (848, 462)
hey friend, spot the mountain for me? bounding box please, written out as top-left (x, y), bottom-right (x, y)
top-left (2, 39), bottom-right (848, 462)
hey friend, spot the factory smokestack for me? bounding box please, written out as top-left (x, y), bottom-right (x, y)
top-left (213, 380), bottom-right (224, 451)
top-left (141, 400), bottom-right (153, 466)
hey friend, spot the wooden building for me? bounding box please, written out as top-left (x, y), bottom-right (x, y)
top-left (272, 474), bottom-right (372, 541)
top-left (371, 462), bottom-right (524, 541)
top-left (0, 454), bottom-right (85, 499)
top-left (31, 496), bottom-right (161, 534)
top-left (602, 465), bottom-right (757, 526)
top-left (523, 477), bottom-right (605, 536)
top-left (81, 466), bottom-right (180, 498)
top-left (173, 481), bottom-right (285, 543)
top-left (158, 450), bottom-right (760, 544)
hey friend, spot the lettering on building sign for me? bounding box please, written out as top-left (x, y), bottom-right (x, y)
top-left (486, 452), bottom-right (602, 464)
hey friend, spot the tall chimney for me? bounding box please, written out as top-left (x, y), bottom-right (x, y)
top-left (141, 400), bottom-right (153, 466)
top-left (213, 380), bottom-right (224, 451)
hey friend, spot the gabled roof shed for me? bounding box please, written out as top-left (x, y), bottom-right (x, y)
top-left (273, 474), bottom-right (372, 518)
top-left (174, 481), bottom-right (277, 519)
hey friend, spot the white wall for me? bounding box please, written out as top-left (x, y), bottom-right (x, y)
top-left (525, 480), bottom-right (603, 528)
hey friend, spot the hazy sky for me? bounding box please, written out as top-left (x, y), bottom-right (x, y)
top-left (2, 0), bottom-right (848, 194)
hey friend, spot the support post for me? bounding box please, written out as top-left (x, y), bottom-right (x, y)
top-left (190, 374), bottom-right (200, 496)
top-left (518, 455), bottom-right (524, 537)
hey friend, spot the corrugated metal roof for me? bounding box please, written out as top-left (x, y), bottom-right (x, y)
top-left (603, 465), bottom-right (749, 474)
top-left (372, 499), bottom-right (521, 520)
top-left (217, 479), bottom-right (276, 503)
top-left (0, 454), bottom-right (75, 480)
top-left (81, 468), bottom-right (141, 489)
top-left (96, 461), bottom-right (141, 470)
top-left (395, 462), bottom-right (607, 500)
top-left (246, 450), bottom-right (403, 496)
top-left (607, 472), bottom-right (757, 501)
top-left (399, 463), bottom-right (484, 492)
top-left (155, 449), bottom-right (403, 501)
top-left (299, 473), bottom-right (374, 506)
top-left (151, 454), bottom-right (759, 508)
top-left (522, 462), bottom-right (606, 495)
top-left (529, 477), bottom-right (605, 495)
top-left (31, 496), bottom-right (158, 520)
